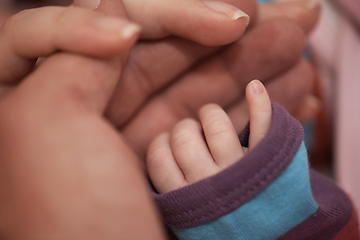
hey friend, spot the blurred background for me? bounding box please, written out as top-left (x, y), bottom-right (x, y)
top-left (306, 0), bottom-right (360, 219)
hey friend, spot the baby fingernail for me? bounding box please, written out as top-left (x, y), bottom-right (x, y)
top-left (204, 1), bottom-right (250, 24)
top-left (251, 80), bottom-right (265, 94)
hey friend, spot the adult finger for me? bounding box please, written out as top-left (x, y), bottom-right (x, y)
top-left (8, 0), bottom-right (132, 115)
top-left (120, 19), bottom-right (307, 157)
top-left (266, 60), bottom-right (315, 116)
top-left (0, 6), bottom-right (140, 84)
top-left (199, 104), bottom-right (244, 168)
top-left (123, 0), bottom-right (254, 46)
top-left (258, 0), bottom-right (321, 33)
top-left (105, 37), bottom-right (214, 126)
top-left (245, 80), bottom-right (272, 150)
top-left (107, 11), bottom-right (312, 128)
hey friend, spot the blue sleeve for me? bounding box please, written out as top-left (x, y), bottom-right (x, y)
top-left (172, 142), bottom-right (317, 240)
top-left (152, 104), bottom-right (354, 240)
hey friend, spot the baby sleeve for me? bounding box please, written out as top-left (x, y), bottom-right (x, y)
top-left (152, 103), bottom-right (359, 240)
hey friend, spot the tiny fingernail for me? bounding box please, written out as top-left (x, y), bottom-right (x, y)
top-left (204, 1), bottom-right (250, 24)
top-left (93, 16), bottom-right (141, 39)
top-left (251, 80), bottom-right (264, 94)
top-left (75, 0), bottom-right (101, 9)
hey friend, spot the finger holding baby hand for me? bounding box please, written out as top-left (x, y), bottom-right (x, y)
top-left (0, 6), bottom-right (140, 84)
top-left (123, 0), bottom-right (255, 46)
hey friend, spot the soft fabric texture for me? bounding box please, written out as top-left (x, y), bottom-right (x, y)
top-left (172, 143), bottom-right (318, 240)
top-left (152, 103), bottom-right (359, 239)
top-left (153, 104), bottom-right (304, 227)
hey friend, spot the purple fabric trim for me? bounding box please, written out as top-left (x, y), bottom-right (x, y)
top-left (152, 103), bottom-right (304, 228)
top-left (278, 170), bottom-right (353, 240)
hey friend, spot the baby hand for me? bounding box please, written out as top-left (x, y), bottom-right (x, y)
top-left (147, 80), bottom-right (272, 193)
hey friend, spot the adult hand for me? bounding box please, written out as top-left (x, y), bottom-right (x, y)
top-left (104, 0), bottom-right (321, 158)
top-left (0, 4), bottom-right (139, 85)
top-left (1, 0), bottom-right (321, 161)
top-left (0, 1), bottom-right (165, 239)
top-left (75, 0), bottom-right (256, 46)
top-left (74, 0), bottom-right (319, 45)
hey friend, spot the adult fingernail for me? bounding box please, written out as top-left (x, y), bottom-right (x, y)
top-left (251, 80), bottom-right (265, 94)
top-left (92, 16), bottom-right (141, 39)
top-left (75, 0), bottom-right (101, 9)
top-left (204, 1), bottom-right (250, 24)
top-left (121, 24), bottom-right (142, 39)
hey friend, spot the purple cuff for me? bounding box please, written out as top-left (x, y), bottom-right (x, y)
top-left (152, 103), bottom-right (304, 228)
top-left (278, 170), bottom-right (353, 240)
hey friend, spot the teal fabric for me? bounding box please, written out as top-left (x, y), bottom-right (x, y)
top-left (173, 142), bottom-right (318, 240)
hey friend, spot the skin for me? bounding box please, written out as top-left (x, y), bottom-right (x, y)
top-left (0, 0), bottom-right (320, 238)
top-left (0, 1), bottom-right (321, 160)
top-left (0, 0), bottom-right (321, 161)
top-left (104, 0), bottom-right (321, 159)
top-left (121, 0), bottom-right (255, 45)
top-left (112, 18), bottom-right (316, 159)
top-left (147, 80), bottom-right (272, 194)
top-left (0, 6), bottom-right (141, 84)
top-left (0, 1), bottom-right (166, 239)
